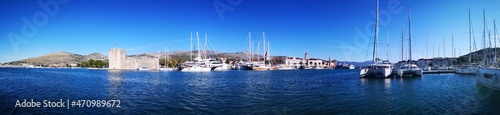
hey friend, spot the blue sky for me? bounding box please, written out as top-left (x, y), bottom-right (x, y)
top-left (1, 0), bottom-right (500, 63)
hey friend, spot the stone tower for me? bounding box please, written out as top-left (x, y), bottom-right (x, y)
top-left (108, 48), bottom-right (126, 69)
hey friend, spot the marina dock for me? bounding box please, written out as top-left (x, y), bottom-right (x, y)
top-left (423, 70), bottom-right (456, 74)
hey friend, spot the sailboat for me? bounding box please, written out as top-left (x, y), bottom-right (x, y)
top-left (252, 32), bottom-right (277, 70)
top-left (395, 7), bottom-right (423, 77)
top-left (359, 0), bottom-right (392, 78)
top-left (159, 47), bottom-right (174, 71)
top-left (476, 9), bottom-right (500, 91)
top-left (456, 9), bottom-right (478, 75)
top-left (180, 32), bottom-right (212, 72)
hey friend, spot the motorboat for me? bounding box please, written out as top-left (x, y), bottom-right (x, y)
top-left (137, 66), bottom-right (150, 71)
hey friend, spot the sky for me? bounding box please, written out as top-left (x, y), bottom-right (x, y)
top-left (1, 0), bottom-right (500, 63)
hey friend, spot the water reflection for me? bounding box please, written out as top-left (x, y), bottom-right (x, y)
top-left (106, 70), bottom-right (124, 97)
top-left (106, 70), bottom-right (124, 113)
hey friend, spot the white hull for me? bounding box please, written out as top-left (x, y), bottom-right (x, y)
top-left (397, 69), bottom-right (423, 77)
top-left (360, 68), bottom-right (391, 78)
top-left (180, 66), bottom-right (212, 72)
top-left (252, 66), bottom-right (277, 71)
top-left (277, 67), bottom-right (295, 70)
top-left (476, 67), bottom-right (500, 91)
top-left (213, 65), bottom-right (230, 71)
top-left (313, 67), bottom-right (324, 69)
top-left (137, 67), bottom-right (150, 71)
top-left (158, 68), bottom-right (174, 71)
top-left (455, 66), bottom-right (477, 75)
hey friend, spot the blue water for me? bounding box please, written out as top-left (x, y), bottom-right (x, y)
top-left (0, 68), bottom-right (500, 114)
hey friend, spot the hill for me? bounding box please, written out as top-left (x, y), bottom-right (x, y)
top-left (9, 52), bottom-right (84, 65)
top-left (8, 52), bottom-right (108, 66)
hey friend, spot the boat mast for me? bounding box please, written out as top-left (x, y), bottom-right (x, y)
top-left (196, 31), bottom-right (201, 60)
top-left (494, 20), bottom-right (497, 64)
top-left (408, 7), bottom-right (412, 62)
top-left (386, 31), bottom-right (389, 60)
top-left (452, 35), bottom-right (455, 57)
top-left (268, 41), bottom-right (270, 66)
top-left (468, 9), bottom-right (472, 64)
top-left (263, 32), bottom-right (266, 63)
top-left (427, 35), bottom-right (429, 58)
top-left (489, 30), bottom-right (492, 64)
top-left (165, 47), bottom-right (167, 67)
top-left (372, 0), bottom-right (379, 65)
top-left (205, 33), bottom-right (208, 59)
top-left (167, 48), bottom-right (169, 68)
top-left (190, 32), bottom-right (193, 61)
top-left (249, 32), bottom-right (252, 62)
top-left (443, 36), bottom-right (445, 58)
top-left (401, 22), bottom-right (404, 61)
top-left (248, 32), bottom-right (253, 62)
top-left (483, 9), bottom-right (487, 65)
top-left (257, 42), bottom-right (262, 62)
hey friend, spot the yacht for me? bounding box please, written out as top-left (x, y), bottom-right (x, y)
top-left (252, 64), bottom-right (277, 70)
top-left (455, 9), bottom-right (478, 75)
top-left (476, 9), bottom-right (500, 91)
top-left (394, 7), bottom-right (422, 77)
top-left (347, 65), bottom-right (355, 69)
top-left (181, 65), bottom-right (212, 72)
top-left (277, 65), bottom-right (295, 70)
top-left (456, 65), bottom-right (477, 75)
top-left (360, 0), bottom-right (392, 78)
top-left (137, 66), bottom-right (150, 71)
top-left (158, 66), bottom-right (174, 71)
top-left (178, 32), bottom-right (213, 72)
top-left (159, 47), bottom-right (174, 71)
top-left (313, 66), bottom-right (324, 69)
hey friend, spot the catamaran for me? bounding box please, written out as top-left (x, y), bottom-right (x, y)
top-left (476, 9), bottom-right (500, 91)
top-left (395, 7), bottom-right (423, 77)
top-left (360, 0), bottom-right (392, 78)
top-left (456, 9), bottom-right (478, 75)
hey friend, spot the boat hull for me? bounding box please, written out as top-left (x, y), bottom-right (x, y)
top-left (252, 66), bottom-right (277, 71)
top-left (360, 68), bottom-right (391, 78)
top-left (180, 66), bottom-right (212, 72)
top-left (476, 67), bottom-right (500, 91)
top-left (397, 69), bottom-right (423, 77)
top-left (455, 66), bottom-right (477, 75)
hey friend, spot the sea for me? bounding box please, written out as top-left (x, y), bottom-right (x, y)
top-left (0, 68), bottom-right (499, 114)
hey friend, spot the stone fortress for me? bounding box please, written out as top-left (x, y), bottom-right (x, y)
top-left (108, 48), bottom-right (159, 70)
